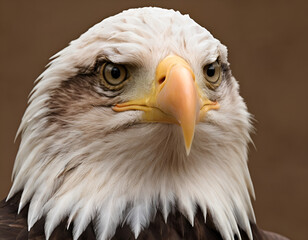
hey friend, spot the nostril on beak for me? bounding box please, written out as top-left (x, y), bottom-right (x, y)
top-left (158, 76), bottom-right (166, 85)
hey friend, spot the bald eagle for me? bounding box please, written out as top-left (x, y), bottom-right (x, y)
top-left (0, 7), bottom-right (288, 240)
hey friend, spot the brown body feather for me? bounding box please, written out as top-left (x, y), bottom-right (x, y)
top-left (0, 193), bottom-right (288, 240)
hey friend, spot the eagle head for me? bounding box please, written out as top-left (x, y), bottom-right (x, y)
top-left (8, 7), bottom-right (255, 240)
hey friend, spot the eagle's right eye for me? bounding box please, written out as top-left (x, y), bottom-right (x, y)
top-left (100, 63), bottom-right (128, 89)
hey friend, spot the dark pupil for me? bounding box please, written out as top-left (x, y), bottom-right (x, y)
top-left (207, 64), bottom-right (216, 77)
top-left (111, 67), bottom-right (121, 79)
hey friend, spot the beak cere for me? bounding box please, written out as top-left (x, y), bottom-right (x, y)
top-left (113, 55), bottom-right (219, 155)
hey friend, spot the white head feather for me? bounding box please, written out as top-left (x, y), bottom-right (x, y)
top-left (8, 7), bottom-right (255, 240)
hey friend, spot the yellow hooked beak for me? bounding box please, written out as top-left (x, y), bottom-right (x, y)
top-left (113, 55), bottom-right (219, 155)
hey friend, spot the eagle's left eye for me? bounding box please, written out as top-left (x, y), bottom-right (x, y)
top-left (100, 63), bottom-right (128, 89)
top-left (203, 61), bottom-right (222, 89)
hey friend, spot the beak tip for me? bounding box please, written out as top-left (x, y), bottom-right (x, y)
top-left (179, 121), bottom-right (195, 157)
top-left (185, 145), bottom-right (191, 156)
top-left (183, 130), bottom-right (194, 156)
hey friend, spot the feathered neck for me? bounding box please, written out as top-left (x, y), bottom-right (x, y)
top-left (8, 112), bottom-right (255, 240)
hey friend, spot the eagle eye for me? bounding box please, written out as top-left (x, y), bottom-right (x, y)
top-left (203, 61), bottom-right (222, 88)
top-left (100, 63), bottom-right (128, 89)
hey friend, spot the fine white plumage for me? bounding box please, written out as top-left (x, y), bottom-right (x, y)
top-left (8, 7), bottom-right (255, 240)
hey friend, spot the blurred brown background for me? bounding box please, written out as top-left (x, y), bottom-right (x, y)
top-left (0, 0), bottom-right (307, 239)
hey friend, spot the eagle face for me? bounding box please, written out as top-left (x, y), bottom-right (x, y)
top-left (9, 7), bottom-right (254, 240)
